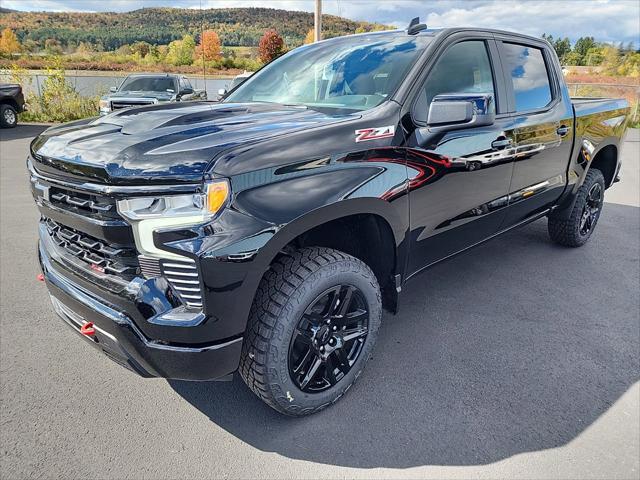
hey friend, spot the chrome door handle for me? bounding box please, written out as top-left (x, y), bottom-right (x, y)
top-left (491, 138), bottom-right (513, 150)
top-left (557, 125), bottom-right (570, 136)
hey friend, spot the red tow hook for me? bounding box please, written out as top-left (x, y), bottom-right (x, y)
top-left (37, 273), bottom-right (45, 282)
top-left (80, 322), bottom-right (96, 337)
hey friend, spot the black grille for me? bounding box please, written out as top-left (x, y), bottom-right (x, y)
top-left (49, 186), bottom-right (120, 221)
top-left (44, 218), bottom-right (139, 279)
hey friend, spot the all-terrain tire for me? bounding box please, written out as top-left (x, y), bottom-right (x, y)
top-left (548, 168), bottom-right (605, 247)
top-left (239, 246), bottom-right (382, 416)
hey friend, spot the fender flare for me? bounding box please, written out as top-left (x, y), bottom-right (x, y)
top-left (251, 197), bottom-right (406, 275)
top-left (220, 197), bottom-right (407, 331)
top-left (553, 136), bottom-right (620, 219)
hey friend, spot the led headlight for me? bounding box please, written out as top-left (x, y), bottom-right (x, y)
top-left (117, 179), bottom-right (229, 260)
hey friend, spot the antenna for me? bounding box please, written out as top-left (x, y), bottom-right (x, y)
top-left (407, 17), bottom-right (428, 35)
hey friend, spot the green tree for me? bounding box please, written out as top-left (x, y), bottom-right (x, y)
top-left (584, 46), bottom-right (604, 66)
top-left (166, 34), bottom-right (195, 66)
top-left (574, 36), bottom-right (596, 64)
top-left (563, 51), bottom-right (583, 66)
top-left (553, 37), bottom-right (572, 62)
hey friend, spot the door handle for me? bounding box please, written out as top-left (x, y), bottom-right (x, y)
top-left (557, 125), bottom-right (570, 137)
top-left (491, 138), bottom-right (513, 150)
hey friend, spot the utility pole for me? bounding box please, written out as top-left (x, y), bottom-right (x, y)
top-left (314, 0), bottom-right (322, 42)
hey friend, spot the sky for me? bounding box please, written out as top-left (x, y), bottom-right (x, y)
top-left (2, 0), bottom-right (639, 46)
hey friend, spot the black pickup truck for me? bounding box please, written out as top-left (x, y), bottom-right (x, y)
top-left (29, 23), bottom-right (630, 416)
top-left (0, 83), bottom-right (26, 128)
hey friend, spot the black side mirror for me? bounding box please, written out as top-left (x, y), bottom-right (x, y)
top-left (427, 93), bottom-right (495, 131)
top-left (180, 87), bottom-right (194, 95)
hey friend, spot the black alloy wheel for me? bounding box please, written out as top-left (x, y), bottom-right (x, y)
top-left (579, 182), bottom-right (603, 236)
top-left (288, 284), bottom-right (369, 393)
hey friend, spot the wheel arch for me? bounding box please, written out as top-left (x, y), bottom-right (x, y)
top-left (249, 198), bottom-right (407, 314)
top-left (0, 98), bottom-right (19, 111)
top-left (588, 143), bottom-right (618, 188)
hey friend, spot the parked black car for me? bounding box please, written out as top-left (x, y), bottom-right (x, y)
top-left (99, 73), bottom-right (206, 115)
top-left (0, 83), bottom-right (26, 128)
top-left (29, 22), bottom-right (630, 416)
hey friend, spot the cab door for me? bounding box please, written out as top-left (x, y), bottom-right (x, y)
top-left (403, 37), bottom-right (517, 274)
top-left (494, 38), bottom-right (574, 226)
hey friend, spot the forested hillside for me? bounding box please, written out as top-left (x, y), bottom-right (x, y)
top-left (0, 7), bottom-right (389, 49)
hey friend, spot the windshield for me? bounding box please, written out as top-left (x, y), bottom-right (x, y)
top-left (119, 77), bottom-right (176, 93)
top-left (225, 34), bottom-right (431, 112)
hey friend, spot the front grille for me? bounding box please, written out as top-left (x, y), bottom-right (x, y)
top-left (49, 186), bottom-right (120, 221)
top-left (45, 218), bottom-right (139, 279)
top-left (111, 100), bottom-right (155, 110)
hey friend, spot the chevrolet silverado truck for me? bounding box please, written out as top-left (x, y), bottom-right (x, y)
top-left (0, 83), bottom-right (26, 128)
top-left (29, 22), bottom-right (630, 416)
top-left (99, 73), bottom-right (206, 115)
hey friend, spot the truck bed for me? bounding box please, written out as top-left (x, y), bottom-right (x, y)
top-left (572, 97), bottom-right (629, 118)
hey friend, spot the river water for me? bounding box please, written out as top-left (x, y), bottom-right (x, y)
top-left (0, 72), bottom-right (232, 101)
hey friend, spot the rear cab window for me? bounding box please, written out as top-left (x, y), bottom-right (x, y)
top-left (501, 43), bottom-right (553, 112)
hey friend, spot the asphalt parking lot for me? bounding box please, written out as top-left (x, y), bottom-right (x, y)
top-left (1, 125), bottom-right (639, 479)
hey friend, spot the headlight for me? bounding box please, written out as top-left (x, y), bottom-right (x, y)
top-left (117, 179), bottom-right (229, 259)
top-left (99, 99), bottom-right (111, 112)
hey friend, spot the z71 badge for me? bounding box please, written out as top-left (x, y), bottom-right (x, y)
top-left (354, 125), bottom-right (395, 143)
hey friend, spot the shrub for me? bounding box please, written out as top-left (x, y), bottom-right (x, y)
top-left (12, 59), bottom-right (99, 123)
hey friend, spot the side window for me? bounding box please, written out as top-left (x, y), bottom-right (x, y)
top-left (183, 77), bottom-right (193, 90)
top-left (414, 41), bottom-right (495, 124)
top-left (501, 43), bottom-right (552, 112)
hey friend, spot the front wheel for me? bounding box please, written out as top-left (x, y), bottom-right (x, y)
top-left (548, 168), bottom-right (605, 247)
top-left (239, 247), bottom-right (382, 416)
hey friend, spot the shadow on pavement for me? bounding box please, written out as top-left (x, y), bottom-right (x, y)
top-left (0, 124), bottom-right (50, 142)
top-left (170, 203), bottom-right (640, 468)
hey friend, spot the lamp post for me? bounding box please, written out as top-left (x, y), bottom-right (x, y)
top-left (314, 0), bottom-right (322, 42)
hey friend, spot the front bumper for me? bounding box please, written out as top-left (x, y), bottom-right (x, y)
top-left (39, 241), bottom-right (243, 381)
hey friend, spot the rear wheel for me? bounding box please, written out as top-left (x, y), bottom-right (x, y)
top-left (548, 168), bottom-right (605, 247)
top-left (0, 104), bottom-right (17, 128)
top-left (239, 247), bottom-right (382, 416)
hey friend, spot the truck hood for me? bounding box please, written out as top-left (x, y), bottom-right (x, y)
top-left (30, 102), bottom-right (354, 185)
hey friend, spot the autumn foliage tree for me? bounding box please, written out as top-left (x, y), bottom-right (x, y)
top-left (258, 29), bottom-right (284, 63)
top-left (196, 30), bottom-right (221, 61)
top-left (303, 28), bottom-right (314, 45)
top-left (0, 28), bottom-right (21, 56)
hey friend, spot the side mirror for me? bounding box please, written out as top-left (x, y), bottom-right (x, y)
top-left (180, 87), bottom-right (194, 95)
top-left (109, 86), bottom-right (117, 93)
top-left (427, 93), bottom-right (494, 131)
top-left (217, 88), bottom-right (227, 96)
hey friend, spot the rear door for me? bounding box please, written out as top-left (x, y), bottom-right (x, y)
top-left (403, 34), bottom-right (518, 273)
top-left (494, 37), bottom-right (574, 226)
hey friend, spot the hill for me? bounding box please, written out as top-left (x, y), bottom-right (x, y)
top-left (0, 7), bottom-right (390, 50)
